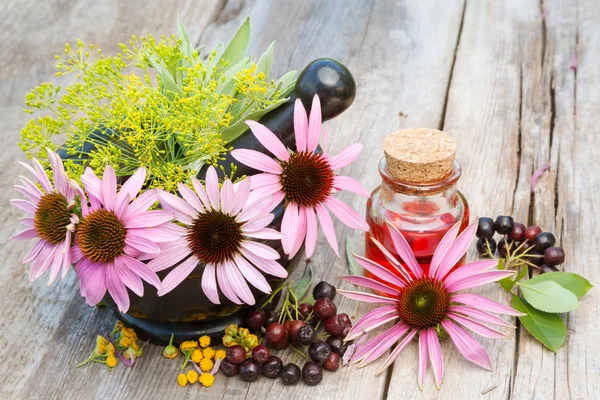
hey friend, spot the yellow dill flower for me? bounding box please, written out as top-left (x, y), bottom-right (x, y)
top-left (199, 335), bottom-right (211, 348)
top-left (215, 349), bottom-right (226, 360)
top-left (177, 373), bottom-right (188, 387)
top-left (202, 347), bottom-right (215, 360)
top-left (199, 358), bottom-right (213, 372)
top-left (120, 335), bottom-right (132, 348)
top-left (180, 341), bottom-right (198, 351)
top-left (186, 369), bottom-right (198, 384)
top-left (199, 373), bottom-right (215, 387)
top-left (191, 349), bottom-right (203, 363)
top-left (106, 355), bottom-right (117, 368)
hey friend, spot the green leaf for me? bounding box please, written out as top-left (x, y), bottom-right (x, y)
top-left (274, 70), bottom-right (297, 97)
top-left (147, 55), bottom-right (181, 98)
top-left (290, 265), bottom-right (313, 299)
top-left (256, 41), bottom-right (274, 80)
top-left (219, 17), bottom-right (251, 67)
top-left (501, 265), bottom-right (530, 291)
top-left (527, 272), bottom-right (593, 299)
top-left (220, 98), bottom-right (288, 143)
top-left (345, 235), bottom-right (361, 277)
top-left (512, 295), bottom-right (566, 352)
top-left (519, 280), bottom-right (579, 313)
top-left (177, 18), bottom-right (193, 60)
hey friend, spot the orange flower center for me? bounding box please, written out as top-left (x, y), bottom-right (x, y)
top-left (280, 151), bottom-right (334, 207)
top-left (397, 278), bottom-right (450, 329)
top-left (34, 192), bottom-right (72, 245)
top-left (78, 209), bottom-right (127, 263)
top-left (187, 210), bottom-right (242, 265)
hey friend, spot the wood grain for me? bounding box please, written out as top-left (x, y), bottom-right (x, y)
top-left (0, 0), bottom-right (598, 399)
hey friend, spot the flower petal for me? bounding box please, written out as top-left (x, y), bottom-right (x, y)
top-left (202, 263), bottom-right (219, 304)
top-left (224, 260), bottom-right (255, 305)
top-left (231, 149), bottom-right (283, 174)
top-left (178, 182), bottom-right (204, 213)
top-left (121, 255), bottom-right (163, 290)
top-left (231, 177), bottom-right (251, 215)
top-left (22, 240), bottom-right (45, 264)
top-left (304, 206), bottom-right (318, 258)
top-left (357, 323), bottom-right (410, 366)
top-left (78, 261), bottom-right (107, 306)
top-left (31, 158), bottom-right (53, 192)
top-left (333, 176), bottom-right (370, 197)
top-left (191, 177), bottom-right (211, 209)
top-left (417, 331), bottom-right (429, 390)
top-left (426, 327), bottom-right (444, 389)
top-left (280, 202), bottom-right (299, 254)
top-left (10, 228), bottom-right (38, 241)
top-left (249, 173), bottom-right (281, 190)
top-left (106, 264), bottom-right (130, 313)
top-left (246, 120), bottom-right (289, 161)
top-left (240, 241), bottom-right (279, 260)
top-left (237, 195), bottom-right (274, 222)
top-left (217, 261), bottom-right (242, 304)
top-left (339, 275), bottom-right (401, 296)
top-left (101, 165), bottom-right (117, 211)
top-left (124, 210), bottom-right (174, 229)
top-left (125, 235), bottom-right (160, 255)
top-left (451, 293), bottom-right (525, 316)
top-left (369, 237), bottom-right (413, 282)
top-left (306, 95), bottom-right (322, 152)
top-left (315, 204), bottom-right (339, 256)
top-left (386, 222), bottom-right (422, 279)
top-left (10, 199), bottom-right (37, 215)
top-left (376, 329), bottom-right (417, 374)
top-left (328, 143), bottom-right (363, 170)
top-left (122, 190), bottom-right (158, 220)
top-left (241, 249), bottom-right (288, 278)
top-left (288, 206), bottom-right (307, 258)
top-left (441, 319), bottom-right (492, 370)
top-left (449, 313), bottom-right (506, 338)
top-left (345, 305), bottom-right (399, 341)
top-left (244, 228), bottom-right (282, 240)
top-left (158, 191), bottom-right (196, 223)
top-left (293, 98), bottom-right (308, 152)
top-left (117, 167), bottom-right (146, 209)
top-left (325, 196), bottom-right (369, 231)
top-left (448, 305), bottom-right (516, 328)
top-left (338, 289), bottom-right (398, 305)
top-left (435, 220), bottom-right (478, 280)
top-left (445, 270), bottom-right (516, 293)
top-left (353, 255), bottom-right (407, 289)
top-left (220, 179), bottom-right (235, 214)
top-left (158, 256), bottom-right (198, 296)
top-left (205, 166), bottom-right (221, 210)
top-left (234, 255), bottom-right (272, 294)
top-left (429, 221), bottom-right (460, 279)
top-left (442, 259), bottom-right (499, 287)
top-left (146, 242), bottom-right (191, 272)
top-left (115, 260), bottom-right (144, 297)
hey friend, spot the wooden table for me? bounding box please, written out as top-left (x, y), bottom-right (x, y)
top-left (1, 0), bottom-right (597, 398)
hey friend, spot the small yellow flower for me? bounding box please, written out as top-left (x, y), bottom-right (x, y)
top-left (120, 335), bottom-right (132, 348)
top-left (199, 357), bottom-right (213, 372)
top-left (177, 373), bottom-right (188, 387)
top-left (106, 355), bottom-right (117, 368)
top-left (199, 335), bottom-right (211, 348)
top-left (180, 341), bottom-right (199, 351)
top-left (122, 327), bottom-right (136, 339)
top-left (238, 328), bottom-right (250, 338)
top-left (186, 369), bottom-right (198, 384)
top-left (107, 343), bottom-right (116, 357)
top-left (202, 347), bottom-right (215, 360)
top-left (191, 349), bottom-right (203, 363)
top-left (199, 373), bottom-right (215, 387)
top-left (215, 349), bottom-right (226, 360)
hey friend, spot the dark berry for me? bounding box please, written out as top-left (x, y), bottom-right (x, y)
top-left (220, 360), bottom-right (239, 377)
top-left (262, 355), bottom-right (283, 378)
top-left (245, 308), bottom-right (266, 330)
top-left (324, 315), bottom-right (346, 337)
top-left (476, 217), bottom-right (495, 239)
top-left (476, 237), bottom-right (497, 256)
top-left (544, 247), bottom-right (565, 265)
top-left (282, 320), bottom-right (290, 332)
top-left (534, 232), bottom-right (556, 252)
top-left (326, 336), bottom-right (346, 356)
top-left (494, 216), bottom-right (514, 235)
top-left (308, 341), bottom-right (331, 363)
top-left (264, 310), bottom-right (278, 326)
top-left (323, 352), bottom-right (340, 371)
top-left (497, 238), bottom-right (509, 258)
top-left (288, 320), bottom-right (306, 343)
top-left (314, 298), bottom-right (337, 320)
top-left (297, 324), bottom-right (316, 346)
top-left (252, 345), bottom-right (270, 364)
top-left (338, 313), bottom-right (352, 337)
top-left (313, 281), bottom-right (336, 300)
top-left (298, 303), bottom-right (314, 317)
top-left (280, 363), bottom-right (301, 385)
top-left (239, 359), bottom-right (261, 382)
top-left (525, 225), bottom-right (543, 242)
top-left (540, 264), bottom-right (559, 274)
top-left (226, 345), bottom-right (246, 365)
top-left (265, 322), bottom-right (286, 343)
top-left (302, 362), bottom-right (323, 386)
top-left (306, 317), bottom-right (319, 328)
top-left (509, 223), bottom-right (526, 242)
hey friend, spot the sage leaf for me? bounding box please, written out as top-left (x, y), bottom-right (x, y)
top-left (345, 235), bottom-right (361, 277)
top-left (219, 17), bottom-right (251, 68)
top-left (519, 280), bottom-right (579, 313)
top-left (512, 295), bottom-right (566, 352)
top-left (256, 41), bottom-right (274, 80)
top-left (291, 265), bottom-right (313, 299)
top-left (527, 272), bottom-right (593, 299)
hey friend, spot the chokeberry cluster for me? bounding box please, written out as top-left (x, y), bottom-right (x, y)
top-left (476, 216), bottom-right (565, 273)
top-left (221, 281), bottom-right (351, 386)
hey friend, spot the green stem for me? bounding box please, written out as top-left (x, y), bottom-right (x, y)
top-left (288, 344), bottom-right (309, 361)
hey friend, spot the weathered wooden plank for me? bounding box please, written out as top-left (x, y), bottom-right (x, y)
top-left (0, 1), bottom-right (226, 399)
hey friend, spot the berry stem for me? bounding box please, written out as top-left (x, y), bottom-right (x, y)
top-left (288, 344), bottom-right (310, 361)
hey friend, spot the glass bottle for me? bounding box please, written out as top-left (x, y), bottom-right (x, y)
top-left (365, 128), bottom-right (470, 282)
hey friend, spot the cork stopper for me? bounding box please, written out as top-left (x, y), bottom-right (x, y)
top-left (383, 128), bottom-right (457, 184)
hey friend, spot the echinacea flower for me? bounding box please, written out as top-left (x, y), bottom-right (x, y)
top-left (147, 166), bottom-right (287, 305)
top-left (231, 95), bottom-right (369, 258)
top-left (339, 220), bottom-right (522, 390)
top-left (10, 150), bottom-right (80, 285)
top-left (72, 165), bottom-right (176, 313)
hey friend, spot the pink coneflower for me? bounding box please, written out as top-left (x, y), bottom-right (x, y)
top-left (10, 150), bottom-right (80, 285)
top-left (147, 166), bottom-right (287, 305)
top-left (231, 95), bottom-right (369, 258)
top-left (339, 220), bottom-right (522, 390)
top-left (72, 165), bottom-right (175, 313)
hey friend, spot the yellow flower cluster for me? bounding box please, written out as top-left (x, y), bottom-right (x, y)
top-left (77, 321), bottom-right (142, 371)
top-left (174, 335), bottom-right (218, 388)
top-left (222, 324), bottom-right (259, 350)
